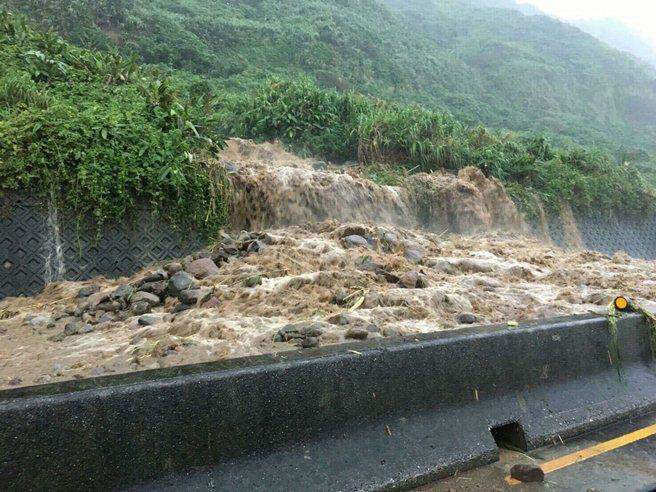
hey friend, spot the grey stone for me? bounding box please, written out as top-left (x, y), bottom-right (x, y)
top-left (186, 258), bottom-right (220, 279)
top-left (173, 303), bottom-right (193, 314)
top-left (510, 464), bottom-right (544, 483)
top-left (98, 313), bottom-right (115, 324)
top-left (77, 285), bottom-right (100, 298)
top-left (244, 275), bottom-right (263, 288)
top-left (141, 270), bottom-right (168, 283)
top-left (382, 326), bottom-right (401, 337)
top-left (139, 281), bottom-right (168, 297)
top-left (327, 313), bottom-right (351, 326)
top-left (131, 301), bottom-right (151, 316)
top-left (333, 289), bottom-right (351, 306)
top-left (428, 259), bottom-right (456, 275)
top-left (111, 284), bottom-right (134, 302)
top-left (138, 314), bottom-right (161, 326)
top-left (457, 313), bottom-right (479, 325)
top-left (399, 271), bottom-right (420, 289)
top-left (404, 247), bottom-right (424, 264)
top-left (178, 288), bottom-right (212, 306)
top-left (345, 328), bottom-right (369, 340)
top-left (301, 337), bottom-right (320, 348)
top-left (131, 291), bottom-right (160, 307)
top-left (74, 302), bottom-right (88, 317)
top-left (79, 324), bottom-right (94, 334)
top-left (48, 332), bottom-right (66, 342)
top-left (274, 322), bottom-right (326, 343)
top-left (64, 321), bottom-right (83, 336)
top-left (87, 291), bottom-right (110, 309)
top-left (164, 262), bottom-right (183, 275)
top-left (382, 232), bottom-right (400, 250)
top-left (96, 301), bottom-right (122, 313)
top-left (28, 315), bottom-right (54, 328)
top-left (168, 271), bottom-right (198, 296)
top-left (342, 235), bottom-right (371, 249)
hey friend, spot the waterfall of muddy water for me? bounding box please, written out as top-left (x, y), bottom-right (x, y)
top-left (43, 190), bottom-right (66, 284)
top-left (223, 139), bottom-right (528, 235)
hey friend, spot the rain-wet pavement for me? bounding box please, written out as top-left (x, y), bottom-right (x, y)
top-left (418, 411), bottom-right (656, 491)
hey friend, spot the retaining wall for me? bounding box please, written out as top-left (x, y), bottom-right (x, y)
top-left (1, 313), bottom-right (655, 491)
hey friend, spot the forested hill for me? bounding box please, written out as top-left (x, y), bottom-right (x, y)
top-left (4, 0), bottom-right (656, 155)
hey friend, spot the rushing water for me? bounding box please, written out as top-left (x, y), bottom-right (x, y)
top-left (43, 190), bottom-right (66, 284)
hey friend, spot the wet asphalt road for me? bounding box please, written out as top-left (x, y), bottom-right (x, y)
top-left (418, 411), bottom-right (656, 491)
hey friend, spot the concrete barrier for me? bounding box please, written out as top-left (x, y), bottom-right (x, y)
top-left (1, 313), bottom-right (656, 491)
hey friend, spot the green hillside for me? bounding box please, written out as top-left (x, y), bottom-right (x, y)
top-left (0, 11), bottom-right (229, 234)
top-left (5, 0), bottom-right (656, 156)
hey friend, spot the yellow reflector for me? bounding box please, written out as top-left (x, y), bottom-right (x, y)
top-left (614, 296), bottom-right (629, 311)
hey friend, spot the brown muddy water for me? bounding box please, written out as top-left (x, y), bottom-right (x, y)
top-left (1, 140), bottom-right (653, 389)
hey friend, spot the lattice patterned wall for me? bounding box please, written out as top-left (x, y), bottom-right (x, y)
top-left (2, 194), bottom-right (656, 299)
top-left (1, 195), bottom-right (204, 299)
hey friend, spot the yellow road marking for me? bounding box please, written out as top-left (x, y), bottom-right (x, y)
top-left (505, 422), bottom-right (656, 485)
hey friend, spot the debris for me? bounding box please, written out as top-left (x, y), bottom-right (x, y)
top-left (510, 463), bottom-right (544, 483)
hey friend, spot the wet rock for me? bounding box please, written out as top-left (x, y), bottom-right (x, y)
top-left (201, 296), bottom-right (221, 309)
top-left (28, 315), bottom-right (54, 328)
top-left (96, 301), bottom-right (122, 313)
top-left (64, 321), bottom-right (84, 336)
top-left (342, 235), bottom-right (371, 249)
top-left (178, 288), bottom-right (212, 306)
top-left (355, 256), bottom-right (382, 272)
top-left (74, 302), bottom-right (88, 317)
top-left (168, 271), bottom-right (198, 296)
top-left (345, 328), bottom-right (369, 340)
top-left (301, 337), bottom-right (320, 348)
top-left (164, 262), bottom-right (183, 275)
top-left (366, 324), bottom-right (380, 333)
top-left (97, 312), bottom-right (115, 324)
top-left (131, 301), bottom-right (151, 316)
top-left (457, 313), bottom-right (479, 324)
top-left (130, 291), bottom-right (160, 307)
top-left (382, 327), bottom-right (401, 338)
top-left (141, 270), bottom-right (168, 283)
top-left (246, 240), bottom-right (263, 254)
top-left (87, 291), bottom-right (110, 309)
top-left (327, 313), bottom-right (351, 326)
top-left (377, 268), bottom-right (400, 284)
top-left (192, 250), bottom-right (212, 260)
top-left (140, 281), bottom-right (168, 297)
top-left (381, 232), bottom-right (400, 251)
top-left (274, 322), bottom-right (326, 343)
top-left (172, 303), bottom-right (193, 314)
top-left (427, 259), bottom-right (457, 275)
top-left (333, 289), bottom-right (351, 306)
top-left (404, 247), bottom-right (424, 264)
top-left (138, 314), bottom-right (161, 326)
top-left (48, 332), bottom-right (66, 342)
top-left (64, 306), bottom-right (76, 316)
top-left (77, 285), bottom-right (99, 298)
top-left (111, 284), bottom-right (135, 302)
top-left (79, 324), bottom-right (94, 334)
top-left (244, 275), bottom-right (263, 288)
top-left (399, 271), bottom-right (427, 289)
top-left (510, 464), bottom-right (544, 483)
top-left (186, 258), bottom-right (220, 279)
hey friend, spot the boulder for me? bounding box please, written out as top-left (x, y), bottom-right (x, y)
top-left (186, 258), bottom-right (220, 279)
top-left (342, 235), bottom-right (371, 249)
top-left (130, 291), bottom-right (160, 307)
top-left (168, 271), bottom-right (198, 296)
top-left (178, 288), bottom-right (212, 306)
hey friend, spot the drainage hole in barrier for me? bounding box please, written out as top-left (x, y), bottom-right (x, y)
top-left (490, 422), bottom-right (528, 451)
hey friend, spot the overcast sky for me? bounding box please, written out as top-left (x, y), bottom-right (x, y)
top-left (518, 0), bottom-right (656, 44)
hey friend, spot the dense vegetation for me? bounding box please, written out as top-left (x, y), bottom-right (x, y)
top-left (1, 3), bottom-right (655, 227)
top-left (0, 12), bottom-right (229, 234)
top-left (223, 78), bottom-right (654, 218)
top-left (6, 0), bottom-right (656, 155)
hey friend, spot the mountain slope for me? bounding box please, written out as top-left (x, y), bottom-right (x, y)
top-left (5, 0), bottom-right (656, 154)
top-left (573, 18), bottom-right (656, 71)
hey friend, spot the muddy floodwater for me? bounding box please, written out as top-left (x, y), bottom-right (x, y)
top-left (2, 140), bottom-right (654, 389)
top-left (2, 221), bottom-right (655, 390)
